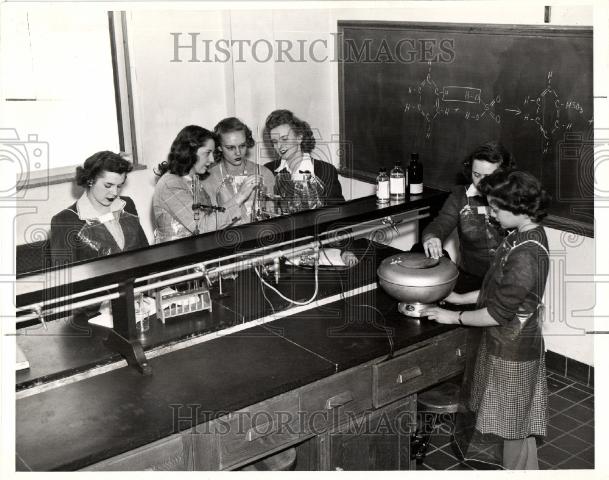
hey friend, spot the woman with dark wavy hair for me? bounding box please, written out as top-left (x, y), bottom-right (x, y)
top-left (262, 109), bottom-right (344, 212)
top-left (423, 170), bottom-right (550, 469)
top-left (152, 125), bottom-right (257, 242)
top-left (50, 151), bottom-right (148, 263)
top-left (421, 141), bottom-right (515, 291)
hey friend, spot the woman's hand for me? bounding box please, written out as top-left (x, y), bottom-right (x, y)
top-left (235, 175), bottom-right (262, 206)
top-left (423, 237), bottom-right (443, 259)
top-left (420, 306), bottom-right (459, 324)
top-left (341, 250), bottom-right (358, 266)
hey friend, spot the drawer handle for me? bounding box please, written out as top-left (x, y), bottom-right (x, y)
top-left (456, 347), bottom-right (465, 357)
top-left (396, 366), bottom-right (423, 384)
top-left (325, 391), bottom-right (354, 409)
top-left (246, 421), bottom-right (278, 442)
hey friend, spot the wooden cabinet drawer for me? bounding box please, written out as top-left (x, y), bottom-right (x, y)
top-left (300, 366), bottom-right (372, 433)
top-left (372, 343), bottom-right (437, 408)
top-left (372, 330), bottom-right (467, 408)
top-left (435, 329), bottom-right (467, 380)
top-left (215, 392), bottom-right (301, 469)
top-left (83, 433), bottom-right (189, 471)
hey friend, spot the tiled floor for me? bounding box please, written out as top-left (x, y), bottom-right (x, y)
top-left (419, 371), bottom-right (595, 470)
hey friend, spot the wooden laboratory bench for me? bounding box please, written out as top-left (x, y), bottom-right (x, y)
top-left (16, 285), bottom-right (466, 471)
top-left (16, 188), bottom-right (460, 471)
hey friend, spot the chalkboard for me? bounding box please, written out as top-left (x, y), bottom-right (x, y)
top-left (338, 22), bottom-right (593, 236)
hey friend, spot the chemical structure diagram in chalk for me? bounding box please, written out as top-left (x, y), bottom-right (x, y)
top-left (402, 64), bottom-right (590, 151)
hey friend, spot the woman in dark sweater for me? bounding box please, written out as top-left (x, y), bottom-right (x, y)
top-left (423, 170), bottom-right (550, 469)
top-left (50, 151), bottom-right (148, 265)
top-left (263, 109), bottom-right (344, 212)
top-left (421, 141), bottom-right (515, 292)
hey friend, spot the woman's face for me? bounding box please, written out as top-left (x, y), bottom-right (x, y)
top-left (471, 159), bottom-right (499, 187)
top-left (488, 196), bottom-right (526, 230)
top-left (192, 139), bottom-right (216, 175)
top-left (88, 171), bottom-right (126, 209)
top-left (218, 131), bottom-right (248, 168)
top-left (269, 124), bottom-right (302, 163)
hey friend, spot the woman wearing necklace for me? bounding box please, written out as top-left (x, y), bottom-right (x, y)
top-left (50, 151), bottom-right (149, 264)
top-left (153, 125), bottom-right (257, 243)
top-left (201, 117), bottom-right (275, 224)
top-left (262, 109), bottom-right (344, 212)
top-left (422, 170), bottom-right (550, 470)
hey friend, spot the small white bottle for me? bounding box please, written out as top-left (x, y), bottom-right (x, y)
top-left (376, 168), bottom-right (390, 204)
top-left (390, 161), bottom-right (406, 200)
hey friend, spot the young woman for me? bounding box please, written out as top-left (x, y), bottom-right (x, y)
top-left (263, 109), bottom-right (345, 212)
top-left (152, 125), bottom-right (258, 243)
top-left (421, 141), bottom-right (515, 291)
top-left (50, 151), bottom-right (148, 263)
top-left (201, 117), bottom-right (274, 224)
top-left (422, 170), bottom-right (550, 469)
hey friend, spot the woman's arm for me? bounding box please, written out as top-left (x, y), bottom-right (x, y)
top-left (421, 189), bottom-right (462, 243)
top-left (444, 290), bottom-right (480, 305)
top-left (421, 306), bottom-right (499, 327)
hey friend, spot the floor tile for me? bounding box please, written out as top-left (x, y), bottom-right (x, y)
top-left (550, 433), bottom-right (590, 455)
top-left (556, 386), bottom-right (591, 403)
top-left (570, 423), bottom-right (594, 444)
top-left (421, 449), bottom-right (459, 470)
top-left (547, 375), bottom-right (570, 393)
top-left (558, 455), bottom-right (594, 470)
top-left (428, 433), bottom-right (451, 451)
top-left (579, 446), bottom-right (594, 465)
top-left (538, 444), bottom-right (570, 466)
top-left (570, 382), bottom-right (594, 395)
top-left (447, 462), bottom-right (473, 470)
top-left (579, 395), bottom-right (594, 410)
top-left (548, 394), bottom-right (573, 413)
top-left (544, 424), bottom-right (564, 442)
top-left (550, 413), bottom-right (581, 433)
top-left (562, 403), bottom-right (594, 424)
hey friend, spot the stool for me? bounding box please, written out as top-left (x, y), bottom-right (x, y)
top-left (240, 447), bottom-right (297, 471)
top-left (411, 382), bottom-right (460, 464)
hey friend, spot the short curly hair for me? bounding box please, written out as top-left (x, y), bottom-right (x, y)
top-left (479, 169), bottom-right (549, 222)
top-left (213, 117), bottom-right (255, 162)
top-left (463, 141), bottom-right (515, 181)
top-left (263, 109), bottom-right (316, 154)
top-left (156, 125), bottom-right (215, 177)
top-left (75, 151), bottom-right (133, 187)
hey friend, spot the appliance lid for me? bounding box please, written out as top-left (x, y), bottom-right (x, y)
top-left (377, 252), bottom-right (459, 287)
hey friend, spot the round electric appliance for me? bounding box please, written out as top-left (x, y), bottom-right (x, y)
top-left (377, 252), bottom-right (459, 317)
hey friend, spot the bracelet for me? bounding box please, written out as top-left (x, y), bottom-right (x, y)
top-left (457, 311), bottom-right (465, 326)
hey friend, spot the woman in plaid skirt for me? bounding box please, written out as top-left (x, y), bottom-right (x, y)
top-left (422, 170), bottom-right (550, 469)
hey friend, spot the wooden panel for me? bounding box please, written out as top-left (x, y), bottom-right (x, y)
top-left (323, 395), bottom-right (416, 471)
top-left (300, 365), bottom-right (373, 434)
top-left (83, 433), bottom-right (189, 471)
top-left (434, 329), bottom-right (467, 381)
top-left (372, 342), bottom-right (437, 408)
top-left (215, 392), bottom-right (301, 469)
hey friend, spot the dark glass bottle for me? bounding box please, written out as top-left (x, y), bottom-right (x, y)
top-left (408, 153), bottom-right (423, 195)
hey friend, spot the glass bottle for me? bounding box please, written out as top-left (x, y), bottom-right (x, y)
top-left (390, 161), bottom-right (406, 200)
top-left (408, 153), bottom-right (423, 195)
top-left (376, 167), bottom-right (390, 204)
